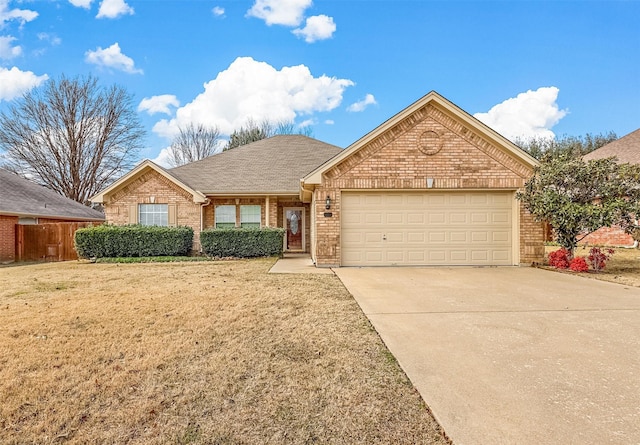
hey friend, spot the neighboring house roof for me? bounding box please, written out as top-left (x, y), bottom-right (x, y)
top-left (91, 159), bottom-right (207, 204)
top-left (169, 135), bottom-right (342, 195)
top-left (583, 128), bottom-right (640, 164)
top-left (301, 91), bottom-right (538, 199)
top-left (0, 168), bottom-right (105, 221)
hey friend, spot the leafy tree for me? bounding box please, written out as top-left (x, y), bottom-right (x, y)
top-left (515, 132), bottom-right (617, 160)
top-left (167, 123), bottom-right (221, 167)
top-left (224, 118), bottom-right (313, 151)
top-left (0, 74), bottom-right (144, 204)
top-left (224, 118), bottom-right (270, 151)
top-left (516, 153), bottom-right (640, 254)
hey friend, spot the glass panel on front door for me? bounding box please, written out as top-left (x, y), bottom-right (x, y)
top-left (285, 209), bottom-right (303, 251)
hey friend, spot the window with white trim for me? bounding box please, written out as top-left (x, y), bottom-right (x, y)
top-left (240, 205), bottom-right (261, 228)
top-left (215, 205), bottom-right (236, 228)
top-left (139, 204), bottom-right (168, 226)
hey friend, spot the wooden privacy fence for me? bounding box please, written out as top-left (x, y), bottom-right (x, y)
top-left (15, 222), bottom-right (96, 262)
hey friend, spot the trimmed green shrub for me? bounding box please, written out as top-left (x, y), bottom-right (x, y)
top-left (200, 227), bottom-right (285, 258)
top-left (75, 225), bottom-right (193, 258)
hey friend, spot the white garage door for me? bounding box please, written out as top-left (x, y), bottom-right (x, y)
top-left (341, 191), bottom-right (514, 266)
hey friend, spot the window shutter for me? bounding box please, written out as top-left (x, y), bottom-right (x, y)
top-left (168, 204), bottom-right (177, 227)
top-left (129, 204), bottom-right (138, 224)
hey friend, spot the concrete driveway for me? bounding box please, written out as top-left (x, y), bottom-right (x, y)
top-left (333, 267), bottom-right (640, 445)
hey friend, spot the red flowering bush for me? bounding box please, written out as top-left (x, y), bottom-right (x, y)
top-left (548, 249), bottom-right (570, 269)
top-left (587, 247), bottom-right (615, 272)
top-left (569, 256), bottom-right (589, 272)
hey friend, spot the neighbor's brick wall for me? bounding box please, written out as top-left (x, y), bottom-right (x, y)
top-left (104, 170), bottom-right (202, 250)
top-left (580, 226), bottom-right (635, 247)
top-left (313, 102), bottom-right (545, 266)
top-left (0, 215), bottom-right (18, 262)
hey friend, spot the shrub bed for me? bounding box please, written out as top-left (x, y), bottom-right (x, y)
top-left (75, 225), bottom-right (193, 258)
top-left (200, 227), bottom-right (285, 258)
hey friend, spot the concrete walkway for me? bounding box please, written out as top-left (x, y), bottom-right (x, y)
top-left (334, 266), bottom-right (640, 445)
top-left (268, 254), bottom-right (334, 274)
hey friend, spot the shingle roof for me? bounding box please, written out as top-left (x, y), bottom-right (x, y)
top-left (0, 168), bottom-right (105, 220)
top-left (169, 135), bottom-right (343, 194)
top-left (583, 129), bottom-right (640, 164)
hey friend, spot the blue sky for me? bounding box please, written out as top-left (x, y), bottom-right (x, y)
top-left (0, 0), bottom-right (638, 166)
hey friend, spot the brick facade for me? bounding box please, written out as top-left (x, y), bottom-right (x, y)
top-left (0, 215), bottom-right (18, 262)
top-left (311, 102), bottom-right (545, 267)
top-left (580, 226), bottom-right (635, 247)
top-left (104, 170), bottom-right (203, 249)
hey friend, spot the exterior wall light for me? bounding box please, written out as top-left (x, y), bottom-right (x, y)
top-left (325, 196), bottom-right (331, 210)
top-left (426, 178), bottom-right (434, 188)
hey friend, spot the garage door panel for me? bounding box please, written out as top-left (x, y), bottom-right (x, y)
top-left (450, 213), bottom-right (468, 224)
top-left (471, 212), bottom-right (489, 223)
top-left (450, 251), bottom-right (468, 261)
top-left (429, 212), bottom-right (446, 224)
top-left (429, 250), bottom-right (447, 261)
top-left (471, 251), bottom-right (490, 261)
top-left (341, 191), bottom-right (513, 266)
top-left (471, 232), bottom-right (489, 242)
top-left (450, 232), bottom-right (468, 243)
top-left (407, 251), bottom-right (426, 261)
top-left (408, 213), bottom-right (425, 224)
top-left (386, 213), bottom-right (404, 224)
top-left (386, 232), bottom-right (404, 243)
top-left (364, 195), bottom-right (383, 205)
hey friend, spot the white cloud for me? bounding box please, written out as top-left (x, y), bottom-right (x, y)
top-left (152, 56), bottom-right (354, 138)
top-left (138, 95), bottom-right (180, 115)
top-left (212, 6), bottom-right (225, 17)
top-left (69, 0), bottom-right (93, 8)
top-left (347, 93), bottom-right (377, 112)
top-left (473, 86), bottom-right (568, 141)
top-left (85, 42), bottom-right (142, 74)
top-left (152, 146), bottom-right (172, 168)
top-left (96, 0), bottom-right (134, 19)
top-left (0, 0), bottom-right (38, 28)
top-left (247, 0), bottom-right (311, 26)
top-left (0, 35), bottom-right (20, 59)
top-left (292, 14), bottom-right (335, 43)
top-left (0, 66), bottom-right (48, 101)
top-left (324, 119), bottom-right (334, 125)
top-left (37, 32), bottom-right (61, 46)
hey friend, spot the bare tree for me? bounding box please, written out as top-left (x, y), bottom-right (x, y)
top-left (167, 123), bottom-right (222, 167)
top-left (0, 74), bottom-right (145, 204)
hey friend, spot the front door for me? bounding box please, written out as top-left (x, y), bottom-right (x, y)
top-left (284, 208), bottom-right (304, 252)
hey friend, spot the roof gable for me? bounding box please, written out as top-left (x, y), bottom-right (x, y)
top-left (90, 160), bottom-right (207, 204)
top-left (303, 91), bottom-right (538, 185)
top-left (0, 169), bottom-right (105, 221)
top-left (583, 129), bottom-right (640, 164)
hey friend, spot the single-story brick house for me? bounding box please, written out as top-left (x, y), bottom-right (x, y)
top-left (581, 128), bottom-right (640, 247)
top-left (92, 91), bottom-right (545, 267)
top-left (0, 168), bottom-right (105, 262)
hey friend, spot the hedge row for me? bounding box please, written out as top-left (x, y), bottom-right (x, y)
top-left (75, 225), bottom-right (194, 258)
top-left (200, 227), bottom-right (285, 258)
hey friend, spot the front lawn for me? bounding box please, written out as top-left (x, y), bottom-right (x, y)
top-left (0, 259), bottom-right (449, 444)
top-left (544, 245), bottom-right (640, 287)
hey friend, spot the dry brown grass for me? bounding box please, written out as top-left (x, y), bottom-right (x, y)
top-left (0, 259), bottom-right (449, 445)
top-left (544, 245), bottom-right (640, 287)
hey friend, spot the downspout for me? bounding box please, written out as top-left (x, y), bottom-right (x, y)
top-left (200, 198), bottom-right (211, 253)
top-left (265, 196), bottom-right (270, 227)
